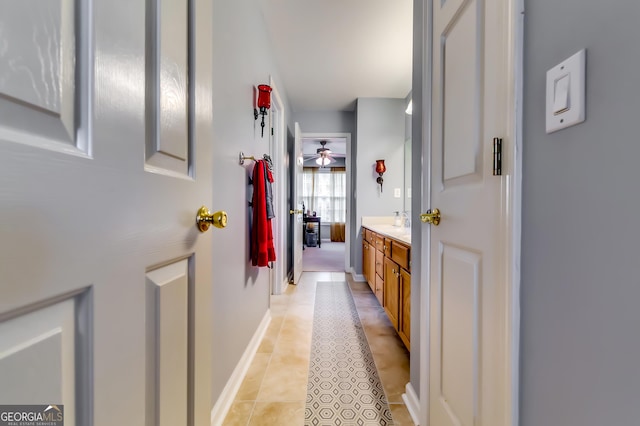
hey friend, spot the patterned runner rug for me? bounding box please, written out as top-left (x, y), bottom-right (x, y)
top-left (304, 281), bottom-right (394, 425)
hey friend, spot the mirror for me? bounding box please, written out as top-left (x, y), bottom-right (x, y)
top-left (403, 138), bottom-right (411, 213)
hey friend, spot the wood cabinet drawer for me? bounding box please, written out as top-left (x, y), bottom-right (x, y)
top-left (374, 233), bottom-right (385, 252)
top-left (364, 228), bottom-right (372, 243)
top-left (383, 238), bottom-right (391, 257)
top-left (391, 240), bottom-right (410, 271)
top-left (375, 249), bottom-right (384, 278)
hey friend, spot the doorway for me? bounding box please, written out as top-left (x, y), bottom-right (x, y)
top-left (297, 133), bottom-right (352, 274)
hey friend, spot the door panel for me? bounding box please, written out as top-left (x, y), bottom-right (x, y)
top-left (145, 258), bottom-right (190, 426)
top-left (437, 244), bottom-right (480, 425)
top-left (429, 0), bottom-right (508, 424)
top-left (442, 1), bottom-right (482, 184)
top-left (0, 0), bottom-right (85, 153)
top-left (0, 0), bottom-right (214, 424)
top-left (146, 0), bottom-right (190, 176)
top-left (0, 297), bottom-right (80, 426)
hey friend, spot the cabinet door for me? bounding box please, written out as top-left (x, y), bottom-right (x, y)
top-left (362, 241), bottom-right (371, 289)
top-left (399, 268), bottom-right (411, 350)
top-left (368, 242), bottom-right (376, 290)
top-left (375, 273), bottom-right (384, 306)
top-left (375, 247), bottom-right (384, 279)
top-left (383, 257), bottom-right (400, 329)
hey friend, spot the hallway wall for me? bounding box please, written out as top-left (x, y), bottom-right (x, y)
top-left (354, 98), bottom-right (405, 275)
top-left (521, 1), bottom-right (640, 424)
top-left (211, 0), bottom-right (293, 405)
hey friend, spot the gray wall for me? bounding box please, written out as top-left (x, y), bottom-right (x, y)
top-left (521, 1), bottom-right (640, 424)
top-left (294, 111), bottom-right (356, 136)
top-left (409, 0), bottom-right (426, 397)
top-left (211, 0), bottom-right (292, 404)
top-left (354, 98), bottom-right (406, 274)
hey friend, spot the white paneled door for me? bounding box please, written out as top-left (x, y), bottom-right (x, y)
top-left (0, 1), bottom-right (214, 425)
top-left (291, 122), bottom-right (304, 284)
top-left (427, 0), bottom-right (513, 425)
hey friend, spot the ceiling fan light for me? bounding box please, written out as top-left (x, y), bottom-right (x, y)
top-left (315, 156), bottom-right (332, 166)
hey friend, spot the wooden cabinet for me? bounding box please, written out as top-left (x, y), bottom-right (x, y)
top-left (398, 268), bottom-right (411, 350)
top-left (383, 256), bottom-right (400, 330)
top-left (390, 239), bottom-right (410, 271)
top-left (362, 225), bottom-right (411, 351)
top-left (374, 273), bottom-right (384, 306)
top-left (362, 240), bottom-right (371, 286)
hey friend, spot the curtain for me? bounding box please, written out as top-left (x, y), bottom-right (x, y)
top-left (302, 167), bottom-right (346, 223)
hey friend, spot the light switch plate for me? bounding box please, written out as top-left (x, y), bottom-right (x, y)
top-left (394, 188), bottom-right (401, 198)
top-left (545, 49), bottom-right (586, 133)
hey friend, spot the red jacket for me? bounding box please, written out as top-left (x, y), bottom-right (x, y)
top-left (251, 160), bottom-right (276, 267)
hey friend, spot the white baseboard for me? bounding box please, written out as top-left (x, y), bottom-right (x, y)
top-left (210, 310), bottom-right (271, 426)
top-left (402, 382), bottom-right (420, 426)
top-left (351, 271), bottom-right (366, 282)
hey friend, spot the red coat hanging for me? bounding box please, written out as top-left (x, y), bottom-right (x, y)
top-left (251, 159), bottom-right (276, 267)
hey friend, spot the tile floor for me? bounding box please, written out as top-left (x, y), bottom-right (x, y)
top-left (222, 271), bottom-right (415, 425)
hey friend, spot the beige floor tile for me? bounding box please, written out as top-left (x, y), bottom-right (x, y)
top-left (256, 351), bottom-right (310, 402)
top-left (237, 271), bottom-right (413, 424)
top-left (285, 302), bottom-right (315, 319)
top-left (222, 401), bottom-right (255, 426)
top-left (389, 403), bottom-right (416, 426)
top-left (248, 402), bottom-right (305, 426)
top-left (257, 316), bottom-right (284, 353)
top-left (235, 353), bottom-right (272, 401)
top-left (274, 321), bottom-right (312, 355)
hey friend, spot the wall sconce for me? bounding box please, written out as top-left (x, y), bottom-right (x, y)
top-left (375, 159), bottom-right (386, 192)
top-left (254, 84), bottom-right (272, 137)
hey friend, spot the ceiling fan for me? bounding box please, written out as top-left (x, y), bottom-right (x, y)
top-left (314, 141), bottom-right (334, 167)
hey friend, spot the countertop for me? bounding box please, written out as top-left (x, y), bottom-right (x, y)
top-left (361, 217), bottom-right (411, 245)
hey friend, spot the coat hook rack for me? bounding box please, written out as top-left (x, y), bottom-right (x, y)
top-left (239, 152), bottom-right (256, 165)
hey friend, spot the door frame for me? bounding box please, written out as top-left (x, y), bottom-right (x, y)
top-left (417, 0), bottom-right (524, 424)
top-left (300, 132), bottom-right (352, 272)
top-left (268, 77), bottom-right (289, 295)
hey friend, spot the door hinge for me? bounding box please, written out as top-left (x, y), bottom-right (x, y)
top-left (271, 128), bottom-right (274, 136)
top-left (493, 137), bottom-right (502, 176)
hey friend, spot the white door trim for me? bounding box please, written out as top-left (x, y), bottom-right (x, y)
top-left (268, 77), bottom-right (288, 295)
top-left (300, 132), bottom-right (352, 272)
top-left (417, 0), bottom-right (523, 424)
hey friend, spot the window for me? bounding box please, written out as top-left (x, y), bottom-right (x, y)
top-left (302, 168), bottom-right (346, 223)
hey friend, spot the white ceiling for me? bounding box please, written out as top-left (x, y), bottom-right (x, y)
top-left (258, 0), bottom-right (413, 112)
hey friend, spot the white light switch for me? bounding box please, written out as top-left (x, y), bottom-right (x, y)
top-left (553, 75), bottom-right (570, 115)
top-left (545, 49), bottom-right (586, 133)
top-left (394, 188), bottom-right (401, 198)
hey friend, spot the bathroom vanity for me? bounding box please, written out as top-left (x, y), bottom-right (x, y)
top-left (361, 220), bottom-right (411, 351)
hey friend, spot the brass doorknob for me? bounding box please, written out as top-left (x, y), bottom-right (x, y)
top-left (196, 206), bottom-right (228, 232)
top-left (289, 209), bottom-right (303, 215)
top-left (420, 208), bottom-right (441, 226)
